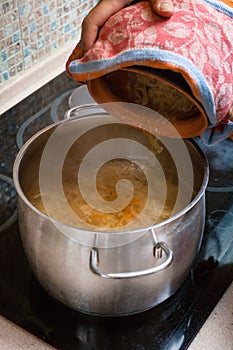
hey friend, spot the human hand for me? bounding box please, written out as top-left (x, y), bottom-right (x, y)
top-left (81, 0), bottom-right (174, 52)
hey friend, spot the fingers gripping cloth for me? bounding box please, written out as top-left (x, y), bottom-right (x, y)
top-left (66, 0), bottom-right (233, 144)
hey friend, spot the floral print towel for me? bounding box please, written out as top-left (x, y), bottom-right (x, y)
top-left (66, 0), bottom-right (233, 144)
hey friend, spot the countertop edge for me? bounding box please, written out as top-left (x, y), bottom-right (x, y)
top-left (0, 38), bottom-right (77, 116)
top-left (0, 315), bottom-right (56, 350)
top-left (0, 281), bottom-right (232, 349)
top-left (188, 281), bottom-right (233, 350)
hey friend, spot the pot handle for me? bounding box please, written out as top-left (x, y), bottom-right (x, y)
top-left (89, 241), bottom-right (173, 279)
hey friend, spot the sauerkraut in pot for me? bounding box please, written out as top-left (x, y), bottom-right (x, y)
top-left (25, 125), bottom-right (195, 231)
top-left (27, 158), bottom-right (182, 230)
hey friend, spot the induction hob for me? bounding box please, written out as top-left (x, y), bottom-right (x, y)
top-left (0, 73), bottom-right (232, 350)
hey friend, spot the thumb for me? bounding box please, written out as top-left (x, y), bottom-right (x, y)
top-left (151, 0), bottom-right (174, 18)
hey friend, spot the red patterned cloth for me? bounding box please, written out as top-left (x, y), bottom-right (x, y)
top-left (67, 0), bottom-right (233, 143)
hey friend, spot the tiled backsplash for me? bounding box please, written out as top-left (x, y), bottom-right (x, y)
top-left (0, 0), bottom-right (97, 86)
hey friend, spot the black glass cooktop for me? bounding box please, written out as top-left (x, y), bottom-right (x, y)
top-left (0, 74), bottom-right (233, 349)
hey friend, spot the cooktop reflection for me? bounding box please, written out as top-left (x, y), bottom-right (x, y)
top-left (0, 79), bottom-right (233, 349)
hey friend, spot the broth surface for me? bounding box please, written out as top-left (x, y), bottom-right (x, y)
top-left (27, 158), bottom-right (183, 230)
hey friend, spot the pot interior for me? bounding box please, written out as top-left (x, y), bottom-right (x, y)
top-left (88, 68), bottom-right (208, 138)
top-left (16, 110), bottom-right (208, 232)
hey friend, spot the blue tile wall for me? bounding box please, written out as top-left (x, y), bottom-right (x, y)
top-left (0, 0), bottom-right (98, 86)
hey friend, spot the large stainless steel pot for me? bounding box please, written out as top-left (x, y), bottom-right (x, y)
top-left (13, 104), bottom-right (209, 316)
